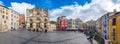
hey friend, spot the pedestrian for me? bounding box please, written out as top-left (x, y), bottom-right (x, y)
top-left (44, 29), bottom-right (47, 33)
top-left (87, 31), bottom-right (95, 44)
top-left (73, 29), bottom-right (76, 32)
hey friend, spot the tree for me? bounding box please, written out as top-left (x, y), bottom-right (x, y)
top-left (50, 21), bottom-right (56, 24)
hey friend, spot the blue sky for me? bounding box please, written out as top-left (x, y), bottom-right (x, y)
top-left (1, 0), bottom-right (91, 10)
top-left (0, 0), bottom-right (120, 22)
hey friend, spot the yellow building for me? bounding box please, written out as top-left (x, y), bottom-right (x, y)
top-left (68, 19), bottom-right (76, 30)
top-left (49, 23), bottom-right (56, 31)
top-left (99, 19), bottom-right (102, 37)
top-left (109, 12), bottom-right (120, 44)
top-left (96, 18), bottom-right (102, 37)
top-left (72, 19), bottom-right (76, 29)
top-left (0, 5), bottom-right (20, 32)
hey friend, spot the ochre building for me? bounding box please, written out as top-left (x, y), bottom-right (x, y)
top-left (109, 12), bottom-right (120, 44)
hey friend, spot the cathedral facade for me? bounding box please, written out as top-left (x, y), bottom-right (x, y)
top-left (26, 8), bottom-right (50, 32)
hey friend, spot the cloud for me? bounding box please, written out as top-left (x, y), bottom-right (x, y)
top-left (50, 0), bottom-right (120, 22)
top-left (9, 2), bottom-right (35, 14)
top-left (0, 1), bottom-right (3, 5)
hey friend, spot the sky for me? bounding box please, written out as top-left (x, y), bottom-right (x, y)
top-left (0, 0), bottom-right (120, 22)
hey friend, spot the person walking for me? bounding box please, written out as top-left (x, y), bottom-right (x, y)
top-left (87, 31), bottom-right (95, 44)
top-left (44, 29), bottom-right (47, 33)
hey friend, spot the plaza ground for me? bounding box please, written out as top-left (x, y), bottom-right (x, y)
top-left (0, 29), bottom-right (98, 44)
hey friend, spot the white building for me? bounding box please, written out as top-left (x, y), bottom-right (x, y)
top-left (9, 9), bottom-right (19, 30)
top-left (101, 11), bottom-right (115, 40)
top-left (101, 13), bottom-right (110, 40)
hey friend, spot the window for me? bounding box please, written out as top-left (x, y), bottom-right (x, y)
top-left (11, 27), bottom-right (13, 29)
top-left (6, 12), bottom-right (8, 15)
top-left (3, 11), bottom-right (4, 13)
top-left (2, 15), bottom-right (4, 18)
top-left (11, 14), bottom-right (13, 17)
top-left (14, 16), bottom-right (16, 18)
top-left (44, 23), bottom-right (47, 28)
top-left (6, 16), bottom-right (8, 19)
top-left (43, 14), bottom-right (46, 16)
top-left (30, 14), bottom-right (33, 17)
top-left (30, 23), bottom-right (33, 28)
top-left (4, 21), bottom-right (6, 23)
top-left (112, 28), bottom-right (116, 41)
top-left (113, 36), bottom-right (116, 41)
top-left (3, 8), bottom-right (4, 10)
top-left (112, 18), bottom-right (116, 25)
top-left (37, 12), bottom-right (40, 15)
top-left (11, 22), bottom-right (13, 25)
top-left (11, 19), bottom-right (13, 21)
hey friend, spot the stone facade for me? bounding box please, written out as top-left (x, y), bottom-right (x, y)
top-left (86, 20), bottom-right (96, 31)
top-left (26, 8), bottom-right (50, 32)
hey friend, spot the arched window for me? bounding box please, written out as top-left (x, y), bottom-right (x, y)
top-left (30, 19), bottom-right (33, 22)
top-left (37, 12), bottom-right (40, 15)
top-left (43, 14), bottom-right (47, 16)
top-left (30, 13), bottom-right (33, 17)
top-left (45, 18), bottom-right (47, 21)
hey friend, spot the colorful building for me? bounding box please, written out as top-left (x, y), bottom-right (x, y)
top-left (72, 19), bottom-right (76, 29)
top-left (49, 23), bottom-right (56, 31)
top-left (95, 9), bottom-right (120, 44)
top-left (75, 18), bottom-right (82, 30)
top-left (68, 19), bottom-right (72, 30)
top-left (19, 14), bottom-right (25, 28)
top-left (109, 12), bottom-right (120, 44)
top-left (68, 19), bottom-right (76, 30)
top-left (101, 13), bottom-right (110, 41)
top-left (96, 18), bottom-right (102, 37)
top-left (57, 16), bottom-right (68, 30)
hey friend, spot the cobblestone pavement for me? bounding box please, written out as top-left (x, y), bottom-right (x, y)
top-left (0, 29), bottom-right (98, 44)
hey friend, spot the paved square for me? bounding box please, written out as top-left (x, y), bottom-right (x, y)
top-left (0, 29), bottom-right (98, 44)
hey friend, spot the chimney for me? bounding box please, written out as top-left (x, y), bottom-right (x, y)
top-left (114, 9), bottom-right (116, 12)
